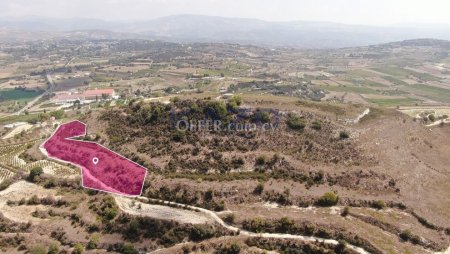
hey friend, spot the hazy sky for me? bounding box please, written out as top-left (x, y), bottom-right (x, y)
top-left (2, 0), bottom-right (450, 25)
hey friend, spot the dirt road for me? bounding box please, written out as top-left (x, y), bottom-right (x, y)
top-left (0, 181), bottom-right (57, 223)
top-left (131, 196), bottom-right (371, 254)
top-left (114, 196), bottom-right (212, 224)
top-left (12, 73), bottom-right (55, 116)
top-left (1, 123), bottom-right (33, 139)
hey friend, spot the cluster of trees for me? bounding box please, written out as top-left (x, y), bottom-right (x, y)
top-left (245, 238), bottom-right (343, 254)
top-left (214, 243), bottom-right (241, 254)
top-left (146, 186), bottom-right (226, 212)
top-left (262, 190), bottom-right (339, 208)
top-left (242, 217), bottom-right (380, 254)
top-left (399, 229), bottom-right (425, 246)
top-left (126, 101), bottom-right (166, 125)
top-left (101, 97), bottom-right (359, 177)
top-left (27, 109), bottom-right (65, 124)
top-left (286, 113), bottom-right (326, 133)
top-left (89, 196), bottom-right (119, 223)
top-left (7, 193), bottom-right (67, 208)
top-left (114, 214), bottom-right (220, 246)
top-left (242, 217), bottom-right (331, 238)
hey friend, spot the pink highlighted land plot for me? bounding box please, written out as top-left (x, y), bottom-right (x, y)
top-left (41, 120), bottom-right (147, 196)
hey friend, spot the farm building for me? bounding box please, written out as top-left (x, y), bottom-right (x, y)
top-left (82, 89), bottom-right (117, 100)
top-left (52, 89), bottom-right (117, 105)
top-left (52, 92), bottom-right (83, 104)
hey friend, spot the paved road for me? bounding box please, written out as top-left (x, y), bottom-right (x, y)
top-left (13, 73), bottom-right (55, 116)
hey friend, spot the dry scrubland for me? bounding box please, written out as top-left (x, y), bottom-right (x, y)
top-left (0, 38), bottom-right (448, 253)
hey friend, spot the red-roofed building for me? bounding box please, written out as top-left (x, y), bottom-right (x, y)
top-left (82, 89), bottom-right (116, 100)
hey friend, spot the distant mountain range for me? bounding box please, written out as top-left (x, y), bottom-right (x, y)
top-left (1, 15), bottom-right (450, 48)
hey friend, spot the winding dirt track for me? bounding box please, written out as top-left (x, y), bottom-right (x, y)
top-left (114, 196), bottom-right (212, 224)
top-left (118, 196), bottom-right (371, 254)
top-left (123, 196), bottom-right (450, 254)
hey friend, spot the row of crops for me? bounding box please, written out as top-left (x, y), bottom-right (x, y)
top-left (0, 126), bottom-right (78, 184)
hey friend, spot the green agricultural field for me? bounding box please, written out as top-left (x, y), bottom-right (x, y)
top-left (200, 62), bottom-right (251, 77)
top-left (347, 78), bottom-right (389, 88)
top-left (316, 84), bottom-right (381, 94)
top-left (91, 74), bottom-right (119, 83)
top-left (411, 71), bottom-right (441, 82)
top-left (0, 112), bottom-right (40, 124)
top-left (369, 98), bottom-right (420, 107)
top-left (199, 68), bottom-right (226, 77)
top-left (373, 66), bottom-right (440, 82)
top-left (347, 69), bottom-right (377, 78)
top-left (373, 66), bottom-right (411, 78)
top-left (133, 65), bottom-right (165, 78)
top-left (381, 76), bottom-right (409, 86)
top-left (405, 84), bottom-right (450, 103)
top-left (0, 89), bottom-right (42, 102)
top-left (39, 103), bottom-right (58, 108)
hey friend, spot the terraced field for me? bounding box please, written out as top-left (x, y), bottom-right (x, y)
top-left (0, 126), bottom-right (78, 181)
top-left (0, 143), bottom-right (28, 168)
top-left (23, 160), bottom-right (78, 178)
top-left (0, 166), bottom-right (14, 183)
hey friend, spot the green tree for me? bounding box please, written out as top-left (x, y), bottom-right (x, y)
top-left (50, 109), bottom-right (65, 119)
top-left (339, 131), bottom-right (349, 140)
top-left (38, 112), bottom-right (50, 122)
top-left (286, 114), bottom-right (305, 131)
top-left (400, 230), bottom-right (413, 241)
top-left (277, 217), bottom-right (295, 232)
top-left (86, 234), bottom-right (100, 249)
top-left (172, 130), bottom-right (186, 142)
top-left (341, 206), bottom-right (350, 217)
top-left (124, 219), bottom-right (140, 241)
top-left (227, 100), bottom-right (239, 113)
top-left (243, 217), bottom-right (269, 233)
top-left (253, 182), bottom-right (265, 195)
top-left (311, 121), bottom-right (322, 130)
top-left (253, 110), bottom-right (270, 123)
top-left (29, 167), bottom-right (44, 182)
top-left (215, 243), bottom-right (241, 254)
top-left (317, 192), bottom-right (339, 207)
top-left (223, 213), bottom-right (235, 224)
top-left (72, 243), bottom-right (84, 254)
top-left (372, 200), bottom-right (386, 209)
top-left (255, 155), bottom-right (266, 166)
top-left (121, 243), bottom-right (137, 254)
top-left (48, 242), bottom-right (60, 254)
top-left (204, 189), bottom-right (214, 202)
top-left (205, 101), bottom-right (228, 120)
top-left (428, 114), bottom-right (436, 122)
top-left (335, 240), bottom-right (347, 254)
top-left (103, 207), bottom-right (118, 221)
top-left (189, 224), bottom-right (215, 241)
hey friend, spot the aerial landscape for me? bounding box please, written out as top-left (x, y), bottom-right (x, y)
top-left (0, 1), bottom-right (449, 254)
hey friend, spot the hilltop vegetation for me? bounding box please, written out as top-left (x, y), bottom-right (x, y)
top-left (94, 98), bottom-right (369, 175)
top-left (0, 37), bottom-right (449, 254)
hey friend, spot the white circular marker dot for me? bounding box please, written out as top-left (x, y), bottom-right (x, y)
top-left (92, 157), bottom-right (99, 165)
